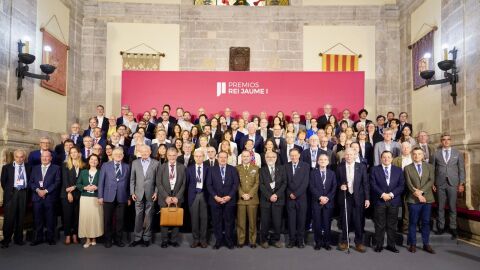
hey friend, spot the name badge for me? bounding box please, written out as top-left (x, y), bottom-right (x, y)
top-left (270, 182), bottom-right (275, 189)
top-left (311, 161), bottom-right (316, 168)
top-left (116, 178), bottom-right (119, 182)
top-left (16, 178), bottom-right (25, 186)
top-left (39, 181), bottom-right (44, 188)
top-left (196, 181), bottom-right (203, 189)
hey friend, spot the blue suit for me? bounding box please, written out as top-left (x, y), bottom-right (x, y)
top-left (370, 164), bottom-right (404, 248)
top-left (186, 165), bottom-right (209, 207)
top-left (29, 163), bottom-right (61, 242)
top-left (206, 165), bottom-right (239, 246)
top-left (186, 164), bottom-right (209, 244)
top-left (27, 150), bottom-right (56, 167)
top-left (309, 168), bottom-right (336, 245)
top-left (239, 134), bottom-right (264, 154)
top-left (285, 161), bottom-right (310, 244)
top-left (98, 161), bottom-right (130, 243)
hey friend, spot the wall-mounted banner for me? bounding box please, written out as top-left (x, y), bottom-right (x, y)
top-left (122, 71), bottom-right (364, 118)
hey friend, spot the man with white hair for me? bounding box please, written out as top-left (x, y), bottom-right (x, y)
top-left (392, 141), bottom-right (413, 233)
top-left (239, 122), bottom-right (264, 154)
top-left (317, 104), bottom-right (333, 129)
top-left (301, 135), bottom-right (320, 169)
top-left (256, 118), bottom-right (273, 142)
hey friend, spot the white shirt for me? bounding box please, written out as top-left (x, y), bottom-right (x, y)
top-left (168, 162), bottom-right (176, 190)
top-left (443, 147), bottom-right (451, 163)
top-left (97, 116), bottom-right (104, 126)
top-left (401, 155), bottom-right (413, 169)
top-left (196, 164), bottom-right (204, 189)
top-left (13, 162), bottom-right (27, 189)
top-left (346, 162), bottom-right (355, 194)
top-left (381, 164), bottom-right (394, 198)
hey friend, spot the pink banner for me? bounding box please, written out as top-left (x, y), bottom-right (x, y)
top-left (122, 71), bottom-right (364, 119)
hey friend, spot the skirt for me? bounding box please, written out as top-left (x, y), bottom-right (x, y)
top-left (78, 196), bottom-right (104, 238)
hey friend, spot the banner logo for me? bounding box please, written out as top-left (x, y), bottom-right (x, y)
top-left (216, 81), bottom-right (269, 97)
top-left (216, 82), bottom-right (227, 97)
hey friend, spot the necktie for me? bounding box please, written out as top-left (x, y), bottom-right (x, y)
top-left (170, 164), bottom-right (175, 179)
top-left (321, 170), bottom-right (326, 187)
top-left (196, 166), bottom-right (202, 183)
top-left (444, 149), bottom-right (450, 163)
top-left (416, 164), bottom-right (422, 177)
top-left (312, 149), bottom-right (317, 160)
top-left (115, 163), bottom-right (121, 180)
top-left (270, 166), bottom-right (275, 182)
top-left (210, 160), bottom-right (214, 167)
top-left (86, 149), bottom-right (90, 157)
top-left (384, 167), bottom-right (389, 185)
top-left (250, 150), bottom-right (255, 165)
top-left (421, 144), bottom-right (427, 153)
top-left (348, 166), bottom-right (353, 194)
top-left (17, 165), bottom-right (25, 189)
top-left (220, 166), bottom-right (225, 184)
top-left (293, 164), bottom-right (297, 176)
top-left (41, 166), bottom-right (47, 179)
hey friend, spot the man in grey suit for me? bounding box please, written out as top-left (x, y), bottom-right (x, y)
top-left (374, 128), bottom-right (401, 166)
top-left (156, 147), bottom-right (186, 248)
top-left (433, 133), bottom-right (465, 239)
top-left (98, 147), bottom-right (131, 248)
top-left (129, 145), bottom-right (159, 247)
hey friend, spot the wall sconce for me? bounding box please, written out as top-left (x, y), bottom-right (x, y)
top-left (15, 39), bottom-right (56, 100)
top-left (419, 46), bottom-right (459, 105)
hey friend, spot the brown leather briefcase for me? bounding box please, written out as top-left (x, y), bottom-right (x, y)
top-left (160, 204), bottom-right (184, 227)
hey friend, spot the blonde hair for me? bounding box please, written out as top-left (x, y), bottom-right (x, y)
top-left (67, 147), bottom-right (85, 170)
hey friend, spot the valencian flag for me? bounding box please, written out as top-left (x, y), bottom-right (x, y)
top-left (322, 54), bottom-right (359, 71)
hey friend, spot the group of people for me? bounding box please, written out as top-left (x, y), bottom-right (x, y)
top-left (0, 104), bottom-right (465, 254)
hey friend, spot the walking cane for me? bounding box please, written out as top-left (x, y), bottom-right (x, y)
top-left (343, 182), bottom-right (350, 254)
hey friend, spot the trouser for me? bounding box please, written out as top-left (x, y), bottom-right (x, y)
top-left (312, 203), bottom-right (333, 245)
top-left (408, 203), bottom-right (431, 245)
top-left (33, 199), bottom-right (56, 242)
top-left (134, 198), bottom-right (154, 241)
top-left (61, 197), bottom-right (80, 237)
top-left (374, 203), bottom-right (398, 247)
top-left (260, 204), bottom-right (283, 243)
top-left (211, 204), bottom-right (235, 246)
top-left (339, 194), bottom-right (364, 245)
top-left (287, 198), bottom-right (307, 243)
top-left (103, 201), bottom-right (126, 243)
top-left (402, 193), bottom-right (409, 231)
top-left (437, 184), bottom-right (458, 230)
top-left (190, 193), bottom-right (208, 244)
top-left (237, 204), bottom-right (258, 245)
top-left (2, 189), bottom-right (27, 243)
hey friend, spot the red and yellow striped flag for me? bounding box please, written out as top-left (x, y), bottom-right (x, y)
top-left (321, 54), bottom-right (359, 71)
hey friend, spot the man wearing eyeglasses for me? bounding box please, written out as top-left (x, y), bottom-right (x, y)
top-left (433, 133), bottom-right (465, 239)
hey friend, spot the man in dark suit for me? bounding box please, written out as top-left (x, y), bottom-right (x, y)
top-left (69, 122), bottom-right (84, 148)
top-left (162, 104), bottom-right (177, 124)
top-left (309, 153), bottom-right (336, 250)
top-left (230, 120), bottom-right (245, 146)
top-left (96, 105), bottom-right (109, 134)
top-left (92, 127), bottom-right (107, 148)
top-left (156, 147), bottom-right (186, 248)
top-left (405, 147), bottom-right (435, 254)
top-left (1, 149), bottom-right (31, 248)
top-left (55, 139), bottom-right (74, 166)
top-left (353, 108), bottom-right (372, 132)
top-left (239, 122), bottom-right (264, 154)
top-left (285, 148), bottom-right (310, 248)
top-left (417, 131), bottom-right (435, 164)
top-left (158, 110), bottom-right (175, 138)
top-left (177, 142), bottom-right (195, 168)
top-left (28, 137), bottom-right (56, 167)
top-left (370, 151), bottom-right (404, 253)
top-left (81, 136), bottom-right (94, 162)
top-left (398, 112), bottom-right (413, 134)
top-left (29, 151), bottom-right (61, 246)
top-left (206, 151), bottom-right (239, 249)
top-left (356, 131), bottom-right (374, 167)
top-left (336, 148), bottom-right (370, 253)
top-left (116, 105), bottom-right (131, 126)
top-left (301, 135), bottom-right (320, 169)
top-left (272, 125), bottom-right (286, 154)
top-left (186, 149), bottom-right (209, 248)
top-left (280, 132), bottom-right (302, 165)
top-left (433, 133), bottom-right (465, 238)
top-left (204, 146), bottom-right (219, 168)
top-left (319, 136), bottom-right (337, 171)
top-left (259, 151), bottom-right (287, 248)
top-left (98, 147), bottom-right (131, 248)
top-left (317, 104), bottom-right (333, 130)
top-left (200, 125), bottom-right (218, 150)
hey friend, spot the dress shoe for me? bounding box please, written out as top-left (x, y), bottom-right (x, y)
top-left (407, 245), bottom-right (416, 253)
top-left (386, 246), bottom-right (399, 253)
top-left (104, 241), bottom-right (112, 248)
top-left (30, 240), bottom-right (43, 246)
top-left (14, 240), bottom-right (25, 246)
top-left (274, 242), bottom-right (283, 248)
top-left (200, 242), bottom-right (208, 248)
top-left (83, 242), bottom-right (91, 248)
top-left (170, 241), bottom-right (180, 247)
top-left (143, 241), bottom-right (150, 247)
top-left (1, 241), bottom-right (9, 249)
top-left (297, 242), bottom-right (305, 249)
top-left (91, 241), bottom-right (97, 246)
top-left (423, 245), bottom-right (435, 254)
top-left (323, 244), bottom-right (332, 251)
top-left (65, 236), bottom-right (71, 245)
top-left (115, 241), bottom-right (125, 247)
top-left (212, 242), bottom-right (221, 249)
top-left (129, 240), bottom-right (143, 247)
top-left (374, 246), bottom-right (383, 252)
top-left (48, 240), bottom-right (56, 246)
top-left (161, 242), bottom-right (168, 248)
top-left (435, 229), bottom-right (445, 235)
top-left (72, 235), bottom-right (79, 244)
top-left (237, 244), bottom-right (244, 248)
top-left (227, 244), bottom-right (235, 250)
top-left (314, 243), bottom-right (321, 250)
top-left (355, 244), bottom-right (366, 253)
top-left (190, 242), bottom-right (199, 248)
top-left (337, 242), bottom-right (348, 251)
top-left (261, 242), bottom-right (269, 249)
top-left (286, 241), bottom-right (295, 248)
top-left (250, 244), bottom-right (257, 249)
